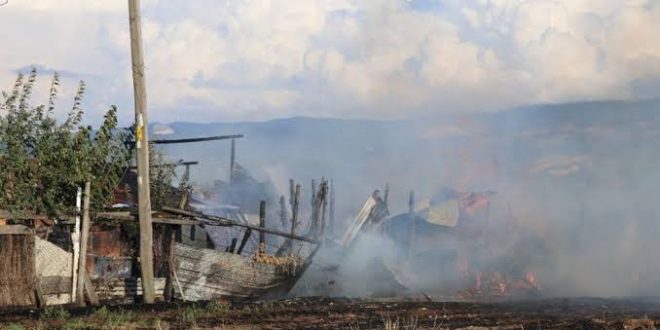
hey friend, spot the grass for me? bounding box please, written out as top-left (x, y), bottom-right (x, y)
top-left (179, 305), bottom-right (200, 328)
top-left (92, 306), bottom-right (135, 328)
top-left (41, 306), bottom-right (70, 321)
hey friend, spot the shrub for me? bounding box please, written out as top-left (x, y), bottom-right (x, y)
top-left (0, 68), bottom-right (131, 216)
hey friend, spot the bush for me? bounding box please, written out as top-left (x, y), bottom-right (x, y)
top-left (0, 68), bottom-right (131, 216)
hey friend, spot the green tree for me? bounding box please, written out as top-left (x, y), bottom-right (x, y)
top-left (0, 68), bottom-right (132, 216)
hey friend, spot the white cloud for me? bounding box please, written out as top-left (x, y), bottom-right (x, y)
top-left (0, 0), bottom-right (659, 123)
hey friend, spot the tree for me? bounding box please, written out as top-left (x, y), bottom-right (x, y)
top-left (0, 68), bottom-right (132, 216)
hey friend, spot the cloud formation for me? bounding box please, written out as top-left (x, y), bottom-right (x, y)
top-left (0, 0), bottom-right (659, 123)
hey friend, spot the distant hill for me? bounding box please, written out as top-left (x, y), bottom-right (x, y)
top-left (152, 98), bottom-right (660, 216)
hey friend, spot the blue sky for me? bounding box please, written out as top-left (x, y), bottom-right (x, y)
top-left (0, 0), bottom-right (659, 125)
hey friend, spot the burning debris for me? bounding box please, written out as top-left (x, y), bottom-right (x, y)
top-left (303, 186), bottom-right (544, 301)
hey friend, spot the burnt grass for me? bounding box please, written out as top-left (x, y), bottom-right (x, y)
top-left (1, 296), bottom-right (660, 329)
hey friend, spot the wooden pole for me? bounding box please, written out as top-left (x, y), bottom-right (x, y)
top-left (329, 180), bottom-right (335, 238)
top-left (230, 138), bottom-right (236, 183)
top-left (279, 195), bottom-right (288, 229)
top-left (408, 191), bottom-right (416, 260)
top-left (227, 238), bottom-right (238, 253)
top-left (288, 179), bottom-right (295, 213)
top-left (236, 229), bottom-right (252, 255)
top-left (76, 182), bottom-right (91, 305)
top-left (259, 200), bottom-right (266, 254)
top-left (311, 179), bottom-right (317, 208)
top-left (320, 183), bottom-right (328, 243)
top-left (71, 187), bottom-right (82, 303)
top-left (128, 0), bottom-right (155, 303)
top-left (384, 183), bottom-right (390, 207)
top-left (291, 184), bottom-right (301, 236)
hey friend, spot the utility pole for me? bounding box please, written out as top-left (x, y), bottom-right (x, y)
top-left (128, 0), bottom-right (155, 303)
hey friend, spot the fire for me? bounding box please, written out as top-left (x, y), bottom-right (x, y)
top-left (525, 271), bottom-right (537, 287)
top-left (457, 271), bottom-right (540, 299)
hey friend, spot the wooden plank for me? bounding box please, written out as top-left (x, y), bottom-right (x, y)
top-left (128, 0), bottom-right (155, 303)
top-left (76, 182), bottom-right (91, 306)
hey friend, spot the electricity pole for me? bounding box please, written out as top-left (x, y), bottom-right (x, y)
top-left (128, 0), bottom-right (155, 303)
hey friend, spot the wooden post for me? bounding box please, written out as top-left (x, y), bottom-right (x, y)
top-left (227, 238), bottom-right (238, 253)
top-left (258, 200), bottom-right (266, 254)
top-left (288, 179), bottom-right (295, 212)
top-left (408, 191), bottom-right (416, 260)
top-left (279, 195), bottom-right (287, 229)
top-left (229, 138), bottom-right (236, 183)
top-left (320, 182), bottom-right (328, 242)
top-left (71, 187), bottom-right (82, 303)
top-left (237, 228), bottom-right (252, 255)
top-left (164, 227), bottom-right (175, 301)
top-left (384, 183), bottom-right (390, 208)
top-left (128, 0), bottom-right (155, 303)
top-left (291, 184), bottom-right (301, 236)
top-left (311, 179), bottom-right (317, 208)
top-left (76, 182), bottom-right (91, 305)
top-left (328, 180), bottom-right (335, 238)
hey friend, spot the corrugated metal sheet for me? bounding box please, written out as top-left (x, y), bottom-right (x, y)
top-left (174, 243), bottom-right (293, 301)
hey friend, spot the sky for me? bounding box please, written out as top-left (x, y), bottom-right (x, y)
top-left (0, 0), bottom-right (659, 124)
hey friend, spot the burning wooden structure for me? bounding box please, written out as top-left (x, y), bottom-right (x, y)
top-left (0, 130), bottom-right (329, 307)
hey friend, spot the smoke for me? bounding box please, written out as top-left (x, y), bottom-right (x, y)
top-left (158, 99), bottom-right (660, 298)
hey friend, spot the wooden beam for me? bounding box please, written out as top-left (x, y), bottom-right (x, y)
top-left (161, 206), bottom-right (319, 244)
top-left (151, 134), bottom-right (243, 145)
top-left (76, 182), bottom-right (91, 306)
top-left (129, 161), bottom-right (198, 170)
top-left (128, 0), bottom-right (155, 303)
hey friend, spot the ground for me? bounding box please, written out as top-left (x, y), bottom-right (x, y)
top-left (0, 297), bottom-right (659, 329)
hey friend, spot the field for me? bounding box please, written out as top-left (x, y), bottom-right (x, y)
top-left (1, 297), bottom-right (659, 329)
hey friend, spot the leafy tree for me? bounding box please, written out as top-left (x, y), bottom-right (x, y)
top-left (0, 68), bottom-right (132, 216)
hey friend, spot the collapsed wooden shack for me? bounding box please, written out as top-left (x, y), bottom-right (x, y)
top-left (0, 182), bottom-right (327, 307)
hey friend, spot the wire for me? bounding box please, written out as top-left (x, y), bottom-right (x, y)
top-left (0, 1), bottom-right (7, 6)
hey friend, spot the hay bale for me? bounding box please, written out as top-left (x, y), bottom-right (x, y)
top-left (0, 225), bottom-right (37, 306)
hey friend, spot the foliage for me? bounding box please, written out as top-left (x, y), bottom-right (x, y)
top-left (149, 146), bottom-right (176, 210)
top-left (0, 68), bottom-right (132, 216)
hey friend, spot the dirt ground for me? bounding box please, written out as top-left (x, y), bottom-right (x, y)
top-left (1, 296), bottom-right (660, 329)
